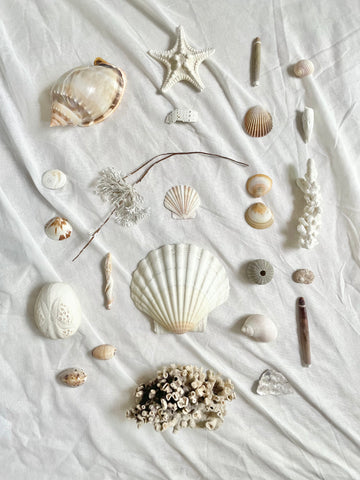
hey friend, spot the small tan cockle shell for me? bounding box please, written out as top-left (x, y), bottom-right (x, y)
top-left (241, 314), bottom-right (278, 342)
top-left (292, 269), bottom-right (314, 284)
top-left (245, 203), bottom-right (274, 229)
top-left (42, 169), bottom-right (67, 190)
top-left (50, 58), bottom-right (126, 127)
top-left (244, 106), bottom-right (273, 137)
top-left (59, 368), bottom-right (87, 387)
top-left (164, 185), bottom-right (200, 219)
top-left (92, 344), bottom-right (116, 360)
top-left (294, 59), bottom-right (314, 78)
top-left (45, 216), bottom-right (72, 240)
top-left (246, 174), bottom-right (272, 198)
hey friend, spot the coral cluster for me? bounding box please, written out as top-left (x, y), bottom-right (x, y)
top-left (126, 364), bottom-right (235, 433)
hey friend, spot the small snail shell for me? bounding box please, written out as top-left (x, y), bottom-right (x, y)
top-left (241, 314), bottom-right (278, 342)
top-left (294, 59), bottom-right (314, 78)
top-left (59, 368), bottom-right (87, 387)
top-left (92, 344), bottom-right (116, 360)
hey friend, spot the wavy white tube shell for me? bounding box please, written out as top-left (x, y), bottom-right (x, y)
top-left (302, 107), bottom-right (314, 143)
top-left (50, 58), bottom-right (126, 127)
top-left (130, 244), bottom-right (229, 334)
top-left (34, 283), bottom-right (81, 339)
top-left (241, 314), bottom-right (278, 342)
top-left (45, 217), bottom-right (72, 241)
top-left (164, 185), bottom-right (200, 219)
top-left (42, 169), bottom-right (67, 189)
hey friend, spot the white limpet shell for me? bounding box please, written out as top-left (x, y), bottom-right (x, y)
top-left (292, 268), bottom-right (314, 284)
top-left (50, 58), bottom-right (126, 127)
top-left (302, 107), bottom-right (314, 143)
top-left (34, 283), bottom-right (81, 339)
top-left (256, 369), bottom-right (294, 396)
top-left (246, 174), bottom-right (272, 198)
top-left (163, 185), bottom-right (200, 219)
top-left (59, 368), bottom-right (87, 387)
top-left (92, 344), bottom-right (116, 360)
top-left (42, 169), bottom-right (67, 189)
top-left (245, 203), bottom-right (274, 229)
top-left (241, 314), bottom-right (278, 342)
top-left (294, 59), bottom-right (314, 78)
top-left (45, 216), bottom-right (72, 241)
top-left (130, 244), bottom-right (229, 334)
top-left (244, 106), bottom-right (273, 137)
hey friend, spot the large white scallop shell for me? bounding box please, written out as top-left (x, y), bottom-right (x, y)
top-left (241, 314), bottom-right (278, 342)
top-left (244, 106), bottom-right (273, 137)
top-left (294, 59), bottom-right (314, 78)
top-left (34, 283), bottom-right (81, 339)
top-left (50, 58), bottom-right (126, 127)
top-left (245, 203), bottom-right (274, 229)
top-left (45, 217), bottom-right (72, 241)
top-left (130, 244), bottom-right (229, 334)
top-left (163, 185), bottom-right (200, 219)
top-left (42, 169), bottom-right (67, 189)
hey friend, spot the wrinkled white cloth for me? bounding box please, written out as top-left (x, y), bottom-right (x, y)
top-left (1, 1), bottom-right (360, 479)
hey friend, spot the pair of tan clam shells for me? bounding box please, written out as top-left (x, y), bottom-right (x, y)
top-left (245, 174), bottom-right (273, 229)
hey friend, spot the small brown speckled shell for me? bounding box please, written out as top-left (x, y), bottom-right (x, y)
top-left (92, 344), bottom-right (116, 360)
top-left (292, 269), bottom-right (314, 284)
top-left (59, 368), bottom-right (87, 387)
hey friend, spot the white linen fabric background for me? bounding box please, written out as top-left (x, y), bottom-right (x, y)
top-left (1, 0), bottom-right (360, 478)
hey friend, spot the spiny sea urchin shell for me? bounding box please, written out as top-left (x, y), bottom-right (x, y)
top-left (247, 259), bottom-right (274, 285)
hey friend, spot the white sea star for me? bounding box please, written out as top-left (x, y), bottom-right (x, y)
top-left (148, 25), bottom-right (215, 92)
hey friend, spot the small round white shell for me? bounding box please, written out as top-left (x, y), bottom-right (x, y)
top-left (241, 314), bottom-right (278, 342)
top-left (45, 217), bottom-right (72, 241)
top-left (42, 170), bottom-right (67, 189)
top-left (246, 174), bottom-right (272, 198)
top-left (245, 203), bottom-right (274, 229)
top-left (294, 59), bottom-right (314, 78)
top-left (59, 368), bottom-right (87, 387)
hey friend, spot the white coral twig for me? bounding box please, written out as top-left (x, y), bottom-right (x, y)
top-left (296, 159), bottom-right (322, 249)
top-left (104, 253), bottom-right (113, 309)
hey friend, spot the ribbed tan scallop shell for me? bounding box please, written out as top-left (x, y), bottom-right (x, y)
top-left (244, 106), bottom-right (272, 137)
top-left (245, 203), bottom-right (274, 229)
top-left (294, 59), bottom-right (314, 78)
top-left (246, 174), bottom-right (272, 197)
top-left (163, 185), bottom-right (200, 219)
top-left (50, 58), bottom-right (126, 127)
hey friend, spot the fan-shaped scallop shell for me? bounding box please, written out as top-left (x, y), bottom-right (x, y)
top-left (163, 185), bottom-right (200, 219)
top-left (247, 259), bottom-right (274, 285)
top-left (50, 58), bottom-right (126, 127)
top-left (130, 244), bottom-right (229, 334)
top-left (42, 169), bottom-right (67, 189)
top-left (45, 216), bottom-right (72, 240)
top-left (244, 106), bottom-right (273, 137)
top-left (246, 174), bottom-right (272, 198)
top-left (245, 203), bottom-right (274, 229)
top-left (294, 59), bottom-right (314, 78)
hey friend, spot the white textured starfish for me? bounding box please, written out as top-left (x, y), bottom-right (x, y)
top-left (148, 25), bottom-right (215, 92)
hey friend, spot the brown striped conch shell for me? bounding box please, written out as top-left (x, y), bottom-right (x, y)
top-left (245, 203), bottom-right (274, 229)
top-left (45, 217), bottom-right (72, 240)
top-left (246, 174), bottom-right (272, 198)
top-left (294, 59), bottom-right (314, 78)
top-left (163, 185), bottom-right (200, 219)
top-left (244, 106), bottom-right (273, 137)
top-left (92, 344), bottom-right (116, 360)
top-left (50, 58), bottom-right (126, 127)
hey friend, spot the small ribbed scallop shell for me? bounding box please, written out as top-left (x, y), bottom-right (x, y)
top-left (50, 58), bottom-right (126, 127)
top-left (247, 259), bottom-right (274, 285)
top-left (45, 217), bottom-right (72, 240)
top-left (130, 244), bottom-right (229, 334)
top-left (42, 169), bottom-right (67, 189)
top-left (244, 106), bottom-right (272, 137)
top-left (245, 203), bottom-right (274, 229)
top-left (164, 185), bottom-right (200, 219)
top-left (92, 344), bottom-right (116, 360)
top-left (246, 174), bottom-right (272, 198)
top-left (59, 368), bottom-right (87, 387)
top-left (294, 59), bottom-right (314, 78)
top-left (241, 314), bottom-right (278, 342)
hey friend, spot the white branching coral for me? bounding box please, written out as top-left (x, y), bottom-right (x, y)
top-left (95, 167), bottom-right (149, 227)
top-left (126, 364), bottom-right (236, 433)
top-left (296, 159), bottom-right (322, 249)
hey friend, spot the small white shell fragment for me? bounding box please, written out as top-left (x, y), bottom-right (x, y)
top-left (246, 174), bottom-right (272, 198)
top-left (302, 107), bottom-right (314, 143)
top-left (165, 108), bottom-right (198, 124)
top-left (45, 216), bottom-right (72, 241)
top-left (34, 282), bottom-right (81, 339)
top-left (241, 314), bottom-right (278, 342)
top-left (59, 368), bottom-right (87, 387)
top-left (294, 59), bottom-right (314, 78)
top-left (245, 203), bottom-right (274, 229)
top-left (42, 169), bottom-right (67, 189)
top-left (256, 369), bottom-right (294, 396)
top-left (92, 344), bottom-right (116, 360)
top-left (164, 185), bottom-right (200, 219)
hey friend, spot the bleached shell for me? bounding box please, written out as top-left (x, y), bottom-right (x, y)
top-left (244, 106), bottom-right (272, 137)
top-left (294, 59), bottom-right (314, 78)
top-left (246, 174), bottom-right (272, 198)
top-left (130, 244), bottom-right (229, 334)
top-left (245, 203), bottom-right (274, 229)
top-left (59, 368), bottom-right (87, 387)
top-left (292, 269), bottom-right (314, 284)
top-left (42, 169), bottom-right (67, 189)
top-left (247, 259), bottom-right (274, 285)
top-left (50, 58), bottom-right (126, 127)
top-left (302, 107), bottom-right (314, 143)
top-left (164, 185), bottom-right (200, 219)
top-left (34, 283), bottom-right (81, 339)
top-left (241, 314), bottom-right (278, 342)
top-left (92, 344), bottom-right (116, 360)
top-left (45, 216), bottom-right (72, 241)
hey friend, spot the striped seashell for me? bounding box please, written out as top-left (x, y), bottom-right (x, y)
top-left (247, 259), bottom-right (274, 285)
top-left (244, 106), bottom-right (273, 137)
top-left (246, 174), bottom-right (272, 198)
top-left (294, 59), bottom-right (314, 78)
top-left (42, 169), bottom-right (67, 189)
top-left (45, 216), bottom-right (72, 240)
top-left (59, 368), bottom-right (87, 387)
top-left (245, 203), bottom-right (274, 229)
top-left (163, 185), bottom-right (200, 219)
top-left (50, 58), bottom-right (126, 127)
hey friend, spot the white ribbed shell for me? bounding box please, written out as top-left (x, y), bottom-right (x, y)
top-left (50, 58), bottom-right (126, 127)
top-left (163, 185), bottom-right (200, 219)
top-left (130, 244), bottom-right (229, 334)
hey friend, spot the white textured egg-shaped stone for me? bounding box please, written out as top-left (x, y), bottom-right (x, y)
top-left (45, 217), bottom-right (72, 241)
top-left (42, 170), bottom-right (67, 189)
top-left (34, 283), bottom-right (81, 339)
